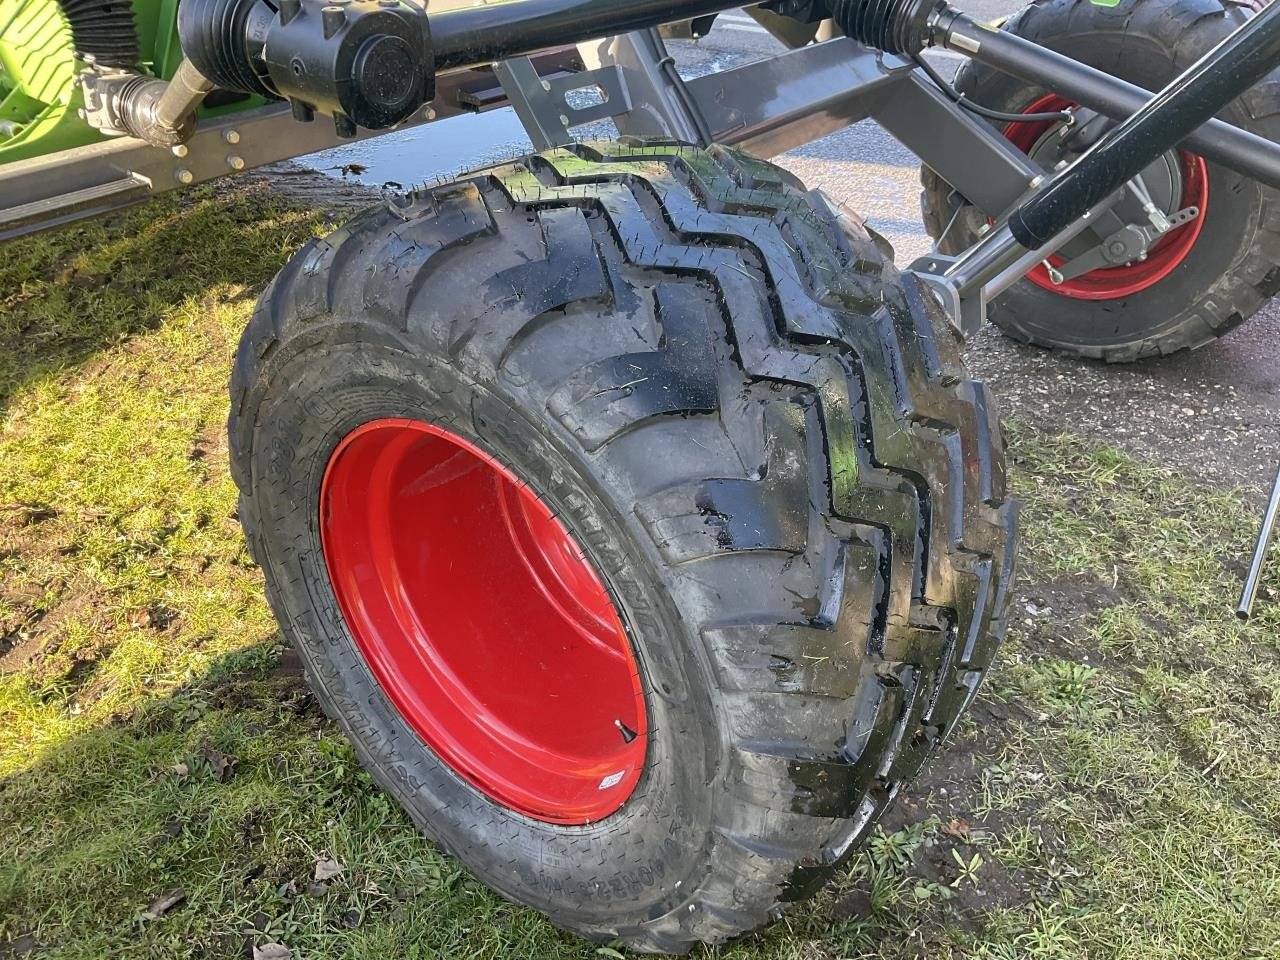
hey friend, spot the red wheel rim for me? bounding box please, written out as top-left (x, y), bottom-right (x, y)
top-left (320, 418), bottom-right (647, 824)
top-left (1003, 94), bottom-right (1209, 301)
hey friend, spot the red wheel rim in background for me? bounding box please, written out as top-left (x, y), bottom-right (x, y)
top-left (1003, 94), bottom-right (1209, 301)
top-left (320, 418), bottom-right (647, 824)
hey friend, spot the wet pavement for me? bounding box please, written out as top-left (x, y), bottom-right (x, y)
top-left (298, 3), bottom-right (1280, 499)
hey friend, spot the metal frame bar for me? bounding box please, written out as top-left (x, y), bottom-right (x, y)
top-left (430, 0), bottom-right (751, 70)
top-left (868, 68), bottom-right (1039, 216)
top-left (8, 0), bottom-right (1280, 295)
top-left (11, 36), bottom-right (1036, 241)
top-left (936, 8), bottom-right (1280, 192)
top-left (681, 38), bottom-right (907, 155)
top-left (0, 51), bottom-right (581, 241)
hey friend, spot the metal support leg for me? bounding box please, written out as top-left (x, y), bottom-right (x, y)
top-left (870, 70), bottom-right (1040, 217)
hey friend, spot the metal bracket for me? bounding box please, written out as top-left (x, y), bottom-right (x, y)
top-left (1044, 205), bottom-right (1199, 285)
top-left (576, 29), bottom-right (710, 144)
top-left (493, 58), bottom-right (631, 150)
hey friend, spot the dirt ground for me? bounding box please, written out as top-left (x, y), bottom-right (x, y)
top-left (963, 321), bottom-right (1280, 503)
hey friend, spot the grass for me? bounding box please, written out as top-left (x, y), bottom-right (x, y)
top-left (3, 185), bottom-right (1280, 959)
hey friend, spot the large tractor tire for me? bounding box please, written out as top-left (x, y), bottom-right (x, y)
top-left (229, 141), bottom-right (1016, 952)
top-left (921, 0), bottom-right (1280, 362)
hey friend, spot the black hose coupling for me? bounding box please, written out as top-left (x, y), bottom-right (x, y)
top-left (178, 0), bottom-right (434, 136)
top-left (827, 0), bottom-right (957, 56)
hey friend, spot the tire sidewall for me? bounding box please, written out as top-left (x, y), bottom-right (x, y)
top-left (242, 328), bottom-right (718, 929)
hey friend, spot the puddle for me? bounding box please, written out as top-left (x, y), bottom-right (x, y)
top-left (301, 108), bottom-right (534, 189)
top-left (298, 36), bottom-right (735, 189)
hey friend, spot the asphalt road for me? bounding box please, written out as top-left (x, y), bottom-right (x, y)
top-left (303, 3), bottom-right (1280, 501)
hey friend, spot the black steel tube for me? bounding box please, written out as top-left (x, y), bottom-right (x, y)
top-left (1000, 1), bottom-right (1280, 247)
top-left (938, 12), bottom-right (1280, 192)
top-left (1237, 462), bottom-right (1280, 620)
top-left (430, 0), bottom-right (744, 69)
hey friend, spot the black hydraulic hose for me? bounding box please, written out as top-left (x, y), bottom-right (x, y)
top-left (429, 0), bottom-right (746, 69)
top-left (911, 52), bottom-right (1072, 125)
top-left (937, 8), bottom-right (1280, 192)
top-left (57, 0), bottom-right (141, 66)
top-left (1005, 0), bottom-right (1280, 247)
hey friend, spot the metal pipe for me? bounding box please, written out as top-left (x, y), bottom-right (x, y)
top-left (940, 222), bottom-right (1025, 298)
top-left (150, 59), bottom-right (217, 142)
top-left (936, 9), bottom-right (1280, 194)
top-left (914, 187), bottom-right (1124, 334)
top-left (947, 190), bottom-right (1117, 300)
top-left (1001, 1), bottom-right (1280, 247)
top-left (1237, 463), bottom-right (1280, 620)
top-left (430, 0), bottom-right (746, 69)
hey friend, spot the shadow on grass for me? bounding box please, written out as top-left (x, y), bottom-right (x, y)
top-left (0, 632), bottom-right (981, 960)
top-left (0, 640), bottom-right (592, 960)
top-left (0, 182), bottom-right (328, 416)
top-left (0, 639), bottom-right (432, 958)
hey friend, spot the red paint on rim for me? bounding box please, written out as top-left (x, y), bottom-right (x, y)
top-left (1003, 93), bottom-right (1209, 300)
top-left (320, 418), bottom-right (647, 824)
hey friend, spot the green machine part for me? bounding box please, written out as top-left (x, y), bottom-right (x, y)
top-left (0, 0), bottom-right (254, 163)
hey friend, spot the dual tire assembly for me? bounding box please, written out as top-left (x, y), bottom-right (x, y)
top-left (229, 0), bottom-right (1275, 950)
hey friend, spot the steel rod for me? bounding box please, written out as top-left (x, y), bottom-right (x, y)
top-left (430, 0), bottom-right (745, 69)
top-left (913, 188), bottom-right (1124, 334)
top-left (936, 11), bottom-right (1280, 192)
top-left (152, 59), bottom-right (217, 141)
top-left (1237, 462), bottom-right (1280, 620)
top-left (946, 190), bottom-right (1119, 299)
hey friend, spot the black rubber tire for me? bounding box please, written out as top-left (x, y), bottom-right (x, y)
top-left (920, 0), bottom-right (1280, 362)
top-left (229, 141), bottom-right (1017, 952)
